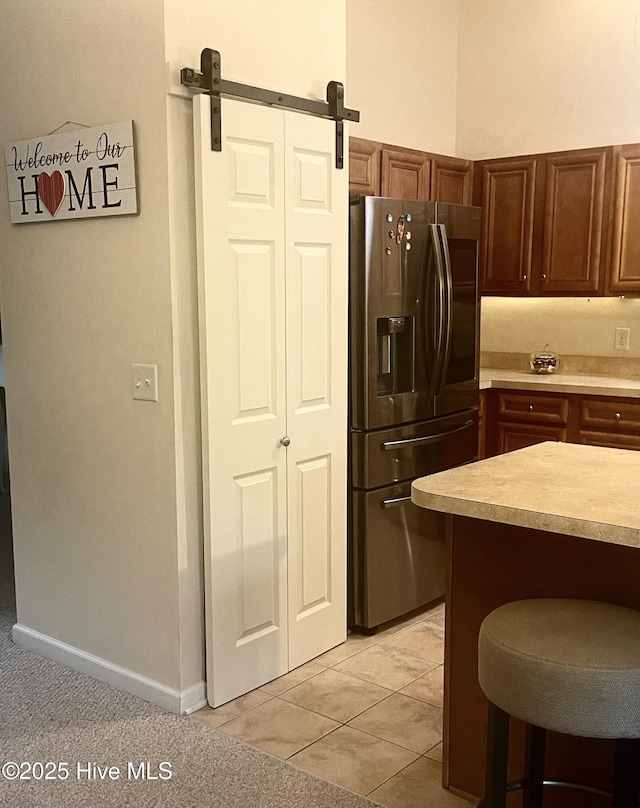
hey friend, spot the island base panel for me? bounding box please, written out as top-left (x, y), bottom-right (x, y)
top-left (445, 515), bottom-right (640, 808)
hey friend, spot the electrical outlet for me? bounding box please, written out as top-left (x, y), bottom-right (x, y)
top-left (132, 363), bottom-right (158, 401)
top-left (614, 327), bottom-right (630, 351)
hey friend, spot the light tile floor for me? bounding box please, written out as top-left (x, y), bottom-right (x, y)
top-left (189, 602), bottom-right (472, 807)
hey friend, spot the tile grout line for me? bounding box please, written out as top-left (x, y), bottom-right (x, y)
top-left (344, 692), bottom-right (444, 756)
top-left (284, 722), bottom-right (345, 761)
top-left (363, 753), bottom-right (422, 799)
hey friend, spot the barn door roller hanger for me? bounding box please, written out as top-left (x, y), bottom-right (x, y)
top-left (181, 48), bottom-right (360, 169)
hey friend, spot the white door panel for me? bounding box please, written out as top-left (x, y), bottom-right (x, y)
top-left (195, 95), bottom-right (288, 706)
top-left (195, 95), bottom-right (348, 704)
top-left (285, 112), bottom-right (348, 668)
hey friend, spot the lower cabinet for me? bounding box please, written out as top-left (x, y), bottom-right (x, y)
top-left (478, 391), bottom-right (486, 458)
top-left (494, 391), bottom-right (568, 453)
top-left (578, 396), bottom-right (640, 449)
top-left (484, 389), bottom-right (640, 456)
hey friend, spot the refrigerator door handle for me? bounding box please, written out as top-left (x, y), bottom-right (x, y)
top-left (380, 418), bottom-right (475, 451)
top-left (428, 223), bottom-right (446, 397)
top-left (380, 495), bottom-right (412, 509)
top-left (428, 224), bottom-right (452, 397)
top-left (434, 223), bottom-right (453, 397)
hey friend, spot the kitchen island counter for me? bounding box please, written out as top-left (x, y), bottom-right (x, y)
top-left (411, 441), bottom-right (640, 547)
top-left (411, 442), bottom-right (640, 807)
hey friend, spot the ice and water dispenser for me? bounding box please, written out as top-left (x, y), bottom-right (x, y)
top-left (376, 315), bottom-right (415, 396)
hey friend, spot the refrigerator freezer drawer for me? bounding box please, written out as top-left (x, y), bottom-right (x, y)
top-left (349, 482), bottom-right (446, 630)
top-left (351, 409), bottom-right (478, 490)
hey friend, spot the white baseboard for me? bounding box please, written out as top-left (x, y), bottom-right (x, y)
top-left (180, 681), bottom-right (207, 714)
top-left (12, 623), bottom-right (206, 715)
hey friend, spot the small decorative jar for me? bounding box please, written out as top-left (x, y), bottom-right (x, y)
top-left (529, 345), bottom-right (558, 374)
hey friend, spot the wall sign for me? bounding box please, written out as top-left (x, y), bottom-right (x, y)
top-left (5, 121), bottom-right (137, 223)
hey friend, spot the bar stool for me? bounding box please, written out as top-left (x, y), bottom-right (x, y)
top-left (476, 598), bottom-right (640, 808)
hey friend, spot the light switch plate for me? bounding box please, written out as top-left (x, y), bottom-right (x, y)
top-left (132, 363), bottom-right (158, 401)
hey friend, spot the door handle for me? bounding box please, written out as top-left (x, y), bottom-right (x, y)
top-left (428, 224), bottom-right (452, 397)
top-left (433, 224), bottom-right (453, 397)
top-left (380, 419), bottom-right (474, 451)
top-left (380, 495), bottom-right (412, 509)
top-left (429, 223), bottom-right (446, 397)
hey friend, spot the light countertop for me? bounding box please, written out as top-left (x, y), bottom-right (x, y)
top-left (411, 441), bottom-right (640, 548)
top-left (480, 369), bottom-right (640, 398)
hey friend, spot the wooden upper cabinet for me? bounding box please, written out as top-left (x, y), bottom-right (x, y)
top-left (607, 144), bottom-right (640, 294)
top-left (430, 156), bottom-right (473, 205)
top-left (538, 147), bottom-right (610, 294)
top-left (349, 139), bottom-right (471, 205)
top-left (350, 138), bottom-right (637, 298)
top-left (478, 146), bottom-right (620, 296)
top-left (381, 147), bottom-right (431, 200)
top-left (349, 137), bottom-right (381, 196)
top-left (478, 158), bottom-right (537, 294)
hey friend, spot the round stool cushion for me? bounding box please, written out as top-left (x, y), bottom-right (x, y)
top-left (478, 598), bottom-right (640, 739)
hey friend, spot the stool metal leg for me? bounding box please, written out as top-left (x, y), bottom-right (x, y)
top-left (482, 701), bottom-right (510, 808)
top-left (523, 724), bottom-right (546, 808)
top-left (612, 738), bottom-right (640, 808)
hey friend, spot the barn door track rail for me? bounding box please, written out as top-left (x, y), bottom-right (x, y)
top-left (181, 48), bottom-right (360, 168)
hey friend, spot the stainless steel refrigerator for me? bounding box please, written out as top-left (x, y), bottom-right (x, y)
top-left (348, 196), bottom-right (481, 631)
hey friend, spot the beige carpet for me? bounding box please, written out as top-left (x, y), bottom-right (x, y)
top-left (0, 497), bottom-right (379, 808)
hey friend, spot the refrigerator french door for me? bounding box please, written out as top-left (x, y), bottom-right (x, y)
top-left (349, 196), bottom-right (481, 631)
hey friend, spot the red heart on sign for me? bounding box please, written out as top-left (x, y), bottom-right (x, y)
top-left (38, 171), bottom-right (66, 217)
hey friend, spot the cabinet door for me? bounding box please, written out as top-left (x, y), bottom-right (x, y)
top-left (607, 144), bottom-right (640, 294)
top-left (478, 391), bottom-right (487, 459)
top-left (539, 148), bottom-right (610, 294)
top-left (349, 137), bottom-right (381, 196)
top-left (497, 422), bottom-right (567, 454)
top-left (479, 158), bottom-right (537, 293)
top-left (194, 96), bottom-right (289, 706)
top-left (381, 147), bottom-right (431, 200)
top-left (431, 155), bottom-right (473, 205)
top-left (284, 112), bottom-right (348, 669)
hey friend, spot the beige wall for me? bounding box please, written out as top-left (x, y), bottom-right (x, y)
top-left (481, 297), bottom-right (640, 359)
top-left (346, 1), bottom-right (640, 159)
top-left (346, 0), bottom-right (460, 154)
top-left (166, 0), bottom-right (346, 99)
top-left (0, 0), bottom-right (185, 690)
top-left (457, 0), bottom-right (640, 158)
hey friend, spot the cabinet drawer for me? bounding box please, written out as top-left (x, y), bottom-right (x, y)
top-left (579, 430), bottom-right (640, 450)
top-left (579, 398), bottom-right (640, 432)
top-left (497, 422), bottom-right (566, 454)
top-left (497, 392), bottom-right (569, 424)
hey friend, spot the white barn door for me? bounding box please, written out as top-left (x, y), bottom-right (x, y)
top-left (284, 114), bottom-right (347, 668)
top-left (194, 94), bottom-right (347, 707)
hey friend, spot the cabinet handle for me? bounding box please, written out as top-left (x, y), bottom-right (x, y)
top-left (542, 273), bottom-right (547, 280)
top-left (528, 404), bottom-right (534, 411)
top-left (280, 436), bottom-right (291, 447)
top-left (615, 412), bottom-right (621, 421)
top-left (521, 274), bottom-right (528, 281)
